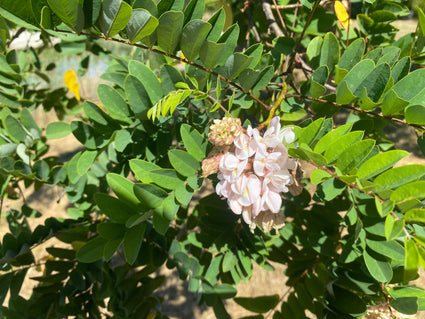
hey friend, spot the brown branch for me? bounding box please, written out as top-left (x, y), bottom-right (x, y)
top-left (53, 29), bottom-right (271, 111)
top-left (285, 93), bottom-right (425, 132)
top-left (286, 0), bottom-right (322, 74)
top-left (261, 0), bottom-right (284, 37)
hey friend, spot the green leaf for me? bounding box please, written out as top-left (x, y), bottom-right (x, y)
top-left (130, 159), bottom-right (160, 183)
top-left (126, 9), bottom-right (158, 43)
top-left (222, 251), bottom-right (238, 273)
top-left (206, 8), bottom-right (225, 42)
top-left (162, 193), bottom-right (179, 220)
top-left (181, 20), bottom-right (211, 61)
top-left (67, 151), bottom-right (83, 183)
top-left (373, 164), bottom-right (425, 193)
top-left (47, 0), bottom-right (84, 33)
top-left (405, 105), bottom-right (425, 125)
top-left (124, 75), bottom-right (151, 116)
top-left (366, 239), bottom-right (405, 261)
top-left (168, 149), bottom-right (199, 177)
top-left (289, 144), bottom-right (327, 167)
top-left (216, 24), bottom-right (240, 66)
top-left (357, 150), bottom-right (409, 180)
top-left (128, 60), bottom-right (163, 105)
top-left (327, 285), bottom-right (367, 316)
top-left (123, 223), bottom-right (146, 265)
top-left (385, 213), bottom-right (405, 240)
top-left (405, 208), bottom-right (425, 223)
top-left (390, 181), bottom-right (425, 204)
top-left (97, 222), bottom-right (125, 239)
top-left (71, 121), bottom-right (108, 149)
top-left (199, 40), bottom-right (226, 69)
top-left (149, 169), bottom-right (184, 190)
top-left (405, 238), bottom-right (420, 281)
top-left (33, 160), bottom-right (49, 180)
top-left (76, 236), bottom-right (107, 263)
top-left (306, 36), bottom-right (322, 68)
top-left (244, 43), bottom-right (263, 69)
top-left (363, 248), bottom-right (393, 282)
top-left (159, 64), bottom-right (185, 94)
top-left (224, 52), bottom-right (253, 80)
top-left (252, 66), bottom-right (274, 92)
top-left (382, 68), bottom-right (425, 115)
top-left (83, 0), bottom-right (101, 28)
top-left (114, 129), bottom-right (132, 152)
top-left (103, 238), bottom-right (122, 261)
top-left (20, 108), bottom-right (41, 138)
top-left (153, 209), bottom-right (170, 234)
top-left (313, 177), bottom-right (346, 202)
top-left (391, 56), bottom-right (411, 83)
top-left (94, 193), bottom-right (135, 223)
top-left (391, 297), bottom-right (419, 315)
top-left (175, 182), bottom-right (193, 207)
top-left (297, 117), bottom-right (324, 146)
top-left (357, 63), bottom-right (391, 109)
top-left (157, 10), bottom-right (183, 54)
top-left (180, 124), bottom-right (207, 162)
top-left (336, 139), bottom-right (375, 175)
top-left (336, 38), bottom-right (365, 82)
top-left (183, 0), bottom-right (204, 24)
top-left (310, 169), bottom-right (331, 185)
top-left (133, 183), bottom-right (168, 209)
top-left (4, 115), bottom-right (27, 143)
top-left (319, 32), bottom-right (340, 74)
top-left (97, 84), bottom-right (132, 123)
top-left (336, 59), bottom-right (375, 104)
top-left (77, 150), bottom-right (97, 176)
top-left (106, 173), bottom-right (141, 209)
top-left (323, 131), bottom-right (364, 164)
top-left (46, 122), bottom-right (71, 140)
top-left (83, 100), bottom-right (120, 134)
top-left (99, 0), bottom-right (132, 37)
top-left (234, 295), bottom-right (280, 313)
top-left (0, 143), bottom-right (17, 157)
top-left (314, 123), bottom-right (352, 154)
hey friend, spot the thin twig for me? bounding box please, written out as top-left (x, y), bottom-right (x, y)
top-left (286, 0), bottom-right (321, 74)
top-left (271, 3), bottom-right (304, 9)
top-left (245, 6), bottom-right (262, 43)
top-left (261, 0), bottom-right (284, 37)
top-left (290, 5), bottom-right (299, 38)
top-left (241, 0), bottom-right (255, 13)
top-left (53, 29), bottom-right (272, 111)
top-left (271, 0), bottom-right (288, 34)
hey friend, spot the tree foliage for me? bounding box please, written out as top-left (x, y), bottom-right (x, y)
top-left (1, 0), bottom-right (425, 318)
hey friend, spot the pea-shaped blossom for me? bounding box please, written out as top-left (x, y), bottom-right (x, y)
top-left (213, 116), bottom-right (297, 232)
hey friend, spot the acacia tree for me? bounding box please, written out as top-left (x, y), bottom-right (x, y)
top-left (1, 0), bottom-right (425, 318)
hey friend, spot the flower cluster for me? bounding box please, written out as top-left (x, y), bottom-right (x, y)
top-left (208, 116), bottom-right (243, 146)
top-left (210, 116), bottom-right (297, 232)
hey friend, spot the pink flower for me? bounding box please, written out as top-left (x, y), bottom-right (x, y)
top-left (210, 116), bottom-right (299, 232)
top-left (219, 153), bottom-right (247, 182)
top-left (231, 174), bottom-right (261, 206)
top-left (234, 133), bottom-right (256, 160)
